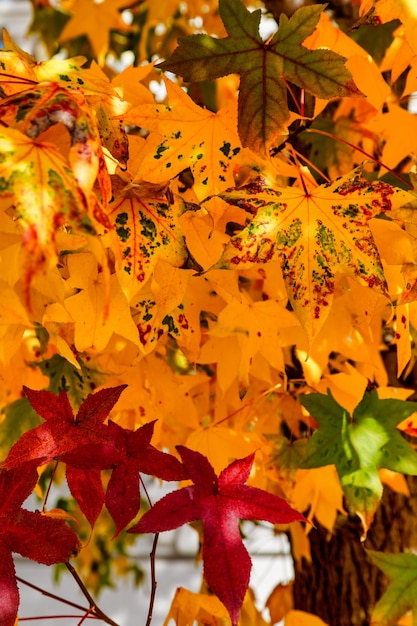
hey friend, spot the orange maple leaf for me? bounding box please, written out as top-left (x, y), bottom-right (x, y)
top-left (0, 125), bottom-right (92, 299)
top-left (59, 0), bottom-right (134, 64)
top-left (365, 104), bottom-right (417, 172)
top-left (119, 77), bottom-right (246, 199)
top-left (216, 168), bottom-right (414, 340)
top-left (107, 186), bottom-right (188, 301)
top-left (360, 0), bottom-right (417, 54)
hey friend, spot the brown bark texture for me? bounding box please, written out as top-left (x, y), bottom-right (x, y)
top-left (291, 477), bottom-right (417, 626)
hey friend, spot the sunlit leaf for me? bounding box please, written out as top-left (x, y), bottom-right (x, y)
top-left (300, 389), bottom-right (417, 532)
top-left (120, 77), bottom-right (245, 199)
top-left (216, 169), bottom-right (414, 339)
top-left (368, 550), bottom-right (417, 626)
top-left (160, 1), bottom-right (362, 154)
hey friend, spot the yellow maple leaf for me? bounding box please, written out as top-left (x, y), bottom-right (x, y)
top-left (107, 188), bottom-right (188, 301)
top-left (163, 587), bottom-right (230, 626)
top-left (0, 125), bottom-right (93, 301)
top-left (85, 62), bottom-right (154, 165)
top-left (0, 30), bottom-right (116, 96)
top-left (360, 0), bottom-right (417, 55)
top-left (120, 77), bottom-right (247, 199)
top-left (266, 582), bottom-right (294, 624)
top-left (297, 278), bottom-right (389, 386)
top-left (202, 295), bottom-right (302, 387)
top-left (285, 610), bottom-right (330, 626)
top-left (0, 127), bottom-right (90, 244)
top-left (217, 169), bottom-right (414, 341)
top-left (304, 11), bottom-right (390, 113)
top-left (130, 262), bottom-right (190, 350)
top-left (380, 25), bottom-right (415, 84)
top-left (63, 252), bottom-right (139, 352)
top-left (58, 0), bottom-right (134, 64)
top-left (291, 466), bottom-right (345, 534)
top-left (0, 283), bottom-right (33, 363)
top-left (365, 104), bottom-right (417, 173)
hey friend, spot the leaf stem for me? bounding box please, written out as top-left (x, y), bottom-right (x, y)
top-left (16, 576), bottom-right (93, 614)
top-left (65, 562), bottom-right (120, 626)
top-left (306, 127), bottom-right (413, 188)
top-left (146, 533), bottom-right (160, 626)
top-left (289, 145), bottom-right (331, 183)
top-left (139, 475), bottom-right (160, 626)
top-left (18, 615), bottom-right (99, 621)
top-left (42, 460), bottom-right (60, 512)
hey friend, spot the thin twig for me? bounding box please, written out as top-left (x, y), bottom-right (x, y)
top-left (289, 145), bottom-right (332, 184)
top-left (18, 615), bottom-right (99, 621)
top-left (77, 607), bottom-right (96, 625)
top-left (146, 533), bottom-right (160, 626)
top-left (16, 576), bottom-right (93, 614)
top-left (139, 475), bottom-right (159, 626)
top-left (42, 460), bottom-right (60, 511)
top-left (65, 562), bottom-right (120, 626)
top-left (306, 127), bottom-right (414, 189)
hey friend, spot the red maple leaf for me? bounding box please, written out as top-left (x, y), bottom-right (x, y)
top-left (0, 463), bottom-right (80, 626)
top-left (1, 385), bottom-right (127, 528)
top-left (128, 446), bottom-right (305, 625)
top-left (2, 385), bottom-right (127, 469)
top-left (105, 420), bottom-right (188, 536)
top-left (62, 420), bottom-right (188, 535)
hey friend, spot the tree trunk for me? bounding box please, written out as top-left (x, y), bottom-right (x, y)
top-left (291, 477), bottom-right (417, 625)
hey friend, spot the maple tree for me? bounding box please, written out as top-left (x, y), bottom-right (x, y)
top-left (1, 0), bottom-right (417, 624)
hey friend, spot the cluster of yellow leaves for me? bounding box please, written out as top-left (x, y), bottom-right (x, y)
top-left (2, 0), bottom-right (417, 623)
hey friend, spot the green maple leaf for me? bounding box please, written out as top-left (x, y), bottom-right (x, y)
top-left (158, 0), bottom-right (362, 155)
top-left (299, 390), bottom-right (417, 529)
top-left (367, 551), bottom-right (417, 626)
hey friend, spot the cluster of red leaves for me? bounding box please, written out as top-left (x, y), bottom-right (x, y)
top-left (1, 386), bottom-right (304, 625)
top-left (0, 463), bottom-right (80, 626)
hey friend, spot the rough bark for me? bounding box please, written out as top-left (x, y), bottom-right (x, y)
top-left (291, 477), bottom-right (417, 625)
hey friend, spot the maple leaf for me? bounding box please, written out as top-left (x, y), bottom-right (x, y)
top-left (367, 550), bottom-right (417, 626)
top-left (59, 0), bottom-right (134, 65)
top-left (2, 385), bottom-right (128, 527)
top-left (299, 389), bottom-right (417, 532)
top-left (360, 0), bottom-right (417, 55)
top-left (163, 587), bottom-right (231, 626)
top-left (159, 1), bottom-right (362, 154)
top-left (86, 62), bottom-right (154, 166)
top-left (0, 463), bottom-right (80, 626)
top-left (215, 169), bottom-right (415, 339)
top-left (129, 446), bottom-right (304, 626)
top-left (62, 419), bottom-right (188, 535)
top-left (63, 252), bottom-right (140, 352)
top-left (0, 82), bottom-right (110, 205)
top-left (0, 29), bottom-right (99, 95)
top-left (65, 465), bottom-right (105, 528)
top-left (2, 385), bottom-right (127, 469)
top-left (0, 125), bottom-right (92, 300)
top-left (285, 611), bottom-right (330, 626)
top-left (120, 78), bottom-right (245, 199)
top-left (107, 188), bottom-right (188, 301)
top-left (199, 295), bottom-right (301, 387)
top-left (365, 104), bottom-right (417, 172)
top-left (105, 420), bottom-right (188, 536)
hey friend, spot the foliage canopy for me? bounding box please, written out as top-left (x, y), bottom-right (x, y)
top-left (1, 0), bottom-right (417, 624)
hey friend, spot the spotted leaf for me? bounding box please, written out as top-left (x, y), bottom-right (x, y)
top-left (108, 190), bottom-right (188, 300)
top-left (216, 168), bottom-right (415, 339)
top-left (159, 1), bottom-right (362, 155)
top-left (119, 77), bottom-right (244, 200)
top-left (0, 125), bottom-right (92, 299)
